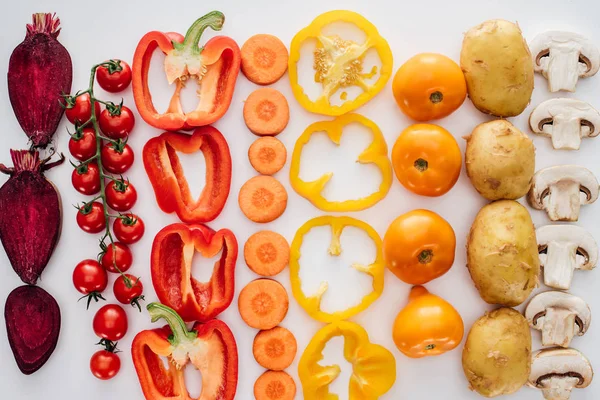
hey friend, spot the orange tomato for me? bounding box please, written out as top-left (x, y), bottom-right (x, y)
top-left (383, 209), bottom-right (455, 285)
top-left (392, 53), bottom-right (466, 121)
top-left (392, 286), bottom-right (464, 358)
top-left (391, 124), bottom-right (461, 197)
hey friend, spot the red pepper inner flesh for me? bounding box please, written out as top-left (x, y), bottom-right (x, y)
top-left (158, 233), bottom-right (185, 309)
top-left (143, 345), bottom-right (178, 397)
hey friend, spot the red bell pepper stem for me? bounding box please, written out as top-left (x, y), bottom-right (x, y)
top-left (173, 11), bottom-right (224, 54)
top-left (147, 303), bottom-right (196, 345)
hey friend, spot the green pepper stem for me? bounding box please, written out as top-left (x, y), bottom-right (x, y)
top-left (177, 11), bottom-right (225, 53)
top-left (147, 303), bottom-right (197, 345)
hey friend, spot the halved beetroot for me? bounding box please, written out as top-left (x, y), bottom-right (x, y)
top-left (5, 285), bottom-right (61, 374)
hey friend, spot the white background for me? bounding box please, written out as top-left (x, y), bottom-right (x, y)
top-left (1, 0), bottom-right (599, 399)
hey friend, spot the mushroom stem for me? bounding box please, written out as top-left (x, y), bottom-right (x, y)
top-left (544, 242), bottom-right (578, 289)
top-left (544, 181), bottom-right (582, 221)
top-left (551, 115), bottom-right (583, 150)
top-left (541, 308), bottom-right (578, 347)
top-left (540, 376), bottom-right (580, 400)
top-left (547, 47), bottom-right (581, 92)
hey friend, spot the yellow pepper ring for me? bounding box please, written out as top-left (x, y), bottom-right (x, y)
top-left (290, 215), bottom-right (385, 323)
top-left (298, 321), bottom-right (397, 400)
top-left (289, 10), bottom-right (394, 116)
top-left (289, 113), bottom-right (392, 212)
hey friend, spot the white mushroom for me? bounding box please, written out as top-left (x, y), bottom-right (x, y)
top-left (530, 31), bottom-right (600, 92)
top-left (525, 291), bottom-right (591, 348)
top-left (529, 98), bottom-right (600, 150)
top-left (528, 165), bottom-right (599, 221)
top-left (528, 348), bottom-right (593, 400)
top-left (536, 225), bottom-right (598, 289)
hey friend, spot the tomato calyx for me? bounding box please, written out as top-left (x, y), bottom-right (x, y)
top-left (414, 158), bottom-right (428, 172)
top-left (418, 249), bottom-right (433, 264)
top-left (97, 338), bottom-right (121, 354)
top-left (79, 291), bottom-right (106, 310)
top-left (108, 138), bottom-right (127, 154)
top-left (102, 59), bottom-right (124, 75)
top-left (430, 91), bottom-right (443, 104)
top-left (76, 201), bottom-right (95, 215)
top-left (61, 89), bottom-right (86, 109)
top-left (118, 213), bottom-right (138, 227)
top-left (105, 100), bottom-right (124, 117)
top-left (110, 176), bottom-right (129, 193)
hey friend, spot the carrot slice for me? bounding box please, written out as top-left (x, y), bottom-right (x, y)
top-left (248, 137), bottom-right (287, 176)
top-left (244, 230), bottom-right (290, 276)
top-left (254, 370), bottom-right (296, 400)
top-left (241, 34), bottom-right (289, 85)
top-left (253, 326), bottom-right (297, 370)
top-left (238, 176), bottom-right (287, 223)
top-left (238, 279), bottom-right (289, 330)
top-left (243, 88), bottom-right (289, 136)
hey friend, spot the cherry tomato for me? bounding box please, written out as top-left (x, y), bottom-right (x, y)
top-left (113, 274), bottom-right (144, 310)
top-left (101, 142), bottom-right (134, 174)
top-left (65, 93), bottom-right (101, 125)
top-left (101, 242), bottom-right (133, 274)
top-left (383, 209), bottom-right (456, 285)
top-left (105, 180), bottom-right (137, 211)
top-left (93, 304), bottom-right (128, 341)
top-left (73, 259), bottom-right (108, 295)
top-left (96, 60), bottom-right (132, 93)
top-left (76, 202), bottom-right (106, 234)
top-left (392, 53), bottom-right (466, 121)
top-left (99, 106), bottom-right (135, 139)
top-left (71, 162), bottom-right (101, 195)
top-left (391, 124), bottom-right (462, 197)
top-left (69, 128), bottom-right (97, 161)
top-left (90, 350), bottom-right (121, 380)
top-left (113, 214), bottom-right (145, 244)
top-left (392, 286), bottom-right (464, 358)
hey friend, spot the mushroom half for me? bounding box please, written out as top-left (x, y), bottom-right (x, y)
top-left (529, 348), bottom-right (593, 400)
top-left (530, 31), bottom-right (600, 92)
top-left (528, 165), bottom-right (599, 221)
top-left (529, 98), bottom-right (600, 150)
top-left (536, 224), bottom-right (598, 289)
top-left (525, 291), bottom-right (591, 348)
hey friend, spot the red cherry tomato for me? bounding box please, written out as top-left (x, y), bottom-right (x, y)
top-left (90, 350), bottom-right (121, 380)
top-left (69, 128), bottom-right (97, 161)
top-left (76, 202), bottom-right (106, 234)
top-left (71, 162), bottom-right (101, 195)
top-left (65, 93), bottom-right (101, 125)
top-left (113, 214), bottom-right (145, 244)
top-left (93, 304), bottom-right (128, 341)
top-left (99, 106), bottom-right (135, 139)
top-left (113, 274), bottom-right (144, 310)
top-left (101, 142), bottom-right (134, 174)
top-left (101, 242), bottom-right (133, 274)
top-left (105, 180), bottom-right (137, 211)
top-left (96, 60), bottom-right (132, 93)
top-left (73, 259), bottom-right (108, 295)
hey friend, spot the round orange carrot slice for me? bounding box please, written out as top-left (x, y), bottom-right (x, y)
top-left (244, 230), bottom-right (290, 276)
top-left (241, 34), bottom-right (289, 85)
top-left (248, 137), bottom-right (287, 176)
top-left (238, 176), bottom-right (287, 223)
top-left (238, 279), bottom-right (289, 330)
top-left (254, 370), bottom-right (296, 400)
top-left (253, 326), bottom-right (297, 370)
top-left (243, 88), bottom-right (289, 136)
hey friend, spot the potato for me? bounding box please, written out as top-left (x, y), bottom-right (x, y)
top-left (462, 308), bottom-right (531, 397)
top-left (465, 119), bottom-right (535, 200)
top-left (467, 200), bottom-right (539, 306)
top-left (461, 19), bottom-right (534, 117)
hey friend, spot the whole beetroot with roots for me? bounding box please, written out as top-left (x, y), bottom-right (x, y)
top-left (8, 13), bottom-right (72, 148)
top-left (0, 150), bottom-right (63, 284)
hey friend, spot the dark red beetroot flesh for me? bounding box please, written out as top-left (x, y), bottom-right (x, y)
top-left (0, 150), bottom-right (63, 284)
top-left (5, 285), bottom-right (61, 375)
top-left (8, 13), bottom-right (73, 148)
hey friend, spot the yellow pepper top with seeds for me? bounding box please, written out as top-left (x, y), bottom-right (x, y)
top-left (289, 10), bottom-right (393, 116)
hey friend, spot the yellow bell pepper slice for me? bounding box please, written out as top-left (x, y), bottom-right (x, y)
top-left (289, 10), bottom-right (393, 116)
top-left (289, 113), bottom-right (392, 212)
top-left (299, 321), bottom-right (397, 400)
top-left (290, 215), bottom-right (384, 323)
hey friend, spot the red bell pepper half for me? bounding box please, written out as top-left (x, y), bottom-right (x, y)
top-left (132, 11), bottom-right (241, 131)
top-left (151, 223), bottom-right (237, 322)
top-left (143, 126), bottom-right (232, 223)
top-left (132, 303), bottom-right (238, 400)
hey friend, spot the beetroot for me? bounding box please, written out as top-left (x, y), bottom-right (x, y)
top-left (5, 285), bottom-right (61, 374)
top-left (8, 13), bottom-right (72, 148)
top-left (0, 150), bottom-right (63, 284)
